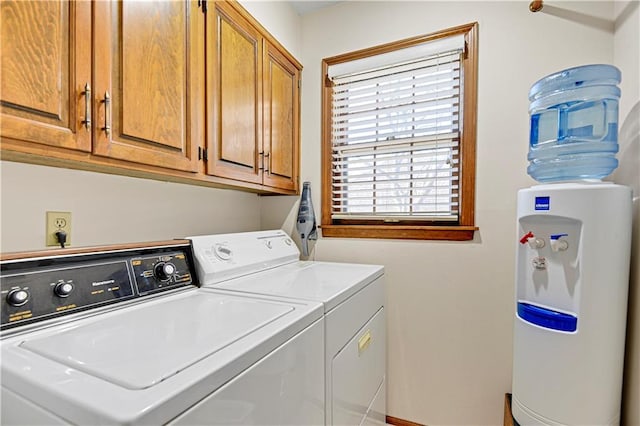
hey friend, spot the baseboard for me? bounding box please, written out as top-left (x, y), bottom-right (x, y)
top-left (504, 393), bottom-right (516, 426)
top-left (387, 393), bottom-right (517, 426)
top-left (386, 415), bottom-right (425, 426)
top-left (386, 394), bottom-right (516, 426)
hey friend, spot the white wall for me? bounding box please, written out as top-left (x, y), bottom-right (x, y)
top-left (613, 1), bottom-right (640, 425)
top-left (260, 1), bottom-right (616, 424)
top-left (238, 0), bottom-right (302, 58)
top-left (0, 161), bottom-right (260, 251)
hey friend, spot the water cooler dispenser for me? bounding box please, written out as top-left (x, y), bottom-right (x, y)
top-left (512, 65), bottom-right (633, 425)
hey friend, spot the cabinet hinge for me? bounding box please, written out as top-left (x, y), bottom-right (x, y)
top-left (198, 147), bottom-right (208, 162)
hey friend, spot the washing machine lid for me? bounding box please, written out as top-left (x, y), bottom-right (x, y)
top-left (18, 290), bottom-right (294, 390)
top-left (2, 289), bottom-right (322, 424)
top-left (211, 261), bottom-right (383, 312)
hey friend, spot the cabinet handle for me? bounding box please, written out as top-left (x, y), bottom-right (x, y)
top-left (264, 152), bottom-right (270, 174)
top-left (81, 83), bottom-right (91, 130)
top-left (101, 91), bottom-right (111, 135)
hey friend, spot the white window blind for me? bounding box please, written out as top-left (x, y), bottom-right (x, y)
top-left (328, 38), bottom-right (464, 222)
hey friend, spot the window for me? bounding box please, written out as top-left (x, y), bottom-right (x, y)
top-left (321, 23), bottom-right (478, 241)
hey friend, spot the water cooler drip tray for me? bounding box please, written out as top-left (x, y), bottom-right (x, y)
top-left (517, 302), bottom-right (577, 332)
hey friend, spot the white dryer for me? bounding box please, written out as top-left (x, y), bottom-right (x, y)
top-left (1, 240), bottom-right (324, 425)
top-left (188, 230), bottom-right (386, 425)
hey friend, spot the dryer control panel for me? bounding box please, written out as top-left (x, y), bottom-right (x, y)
top-left (188, 230), bottom-right (300, 286)
top-left (1, 243), bottom-right (196, 331)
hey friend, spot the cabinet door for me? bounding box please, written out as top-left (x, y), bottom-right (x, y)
top-left (92, 0), bottom-right (202, 172)
top-left (263, 42), bottom-right (300, 192)
top-left (206, 2), bottom-right (262, 185)
top-left (1, 0), bottom-right (91, 152)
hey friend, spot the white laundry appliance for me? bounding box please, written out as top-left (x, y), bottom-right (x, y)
top-left (1, 240), bottom-right (324, 425)
top-left (188, 230), bottom-right (386, 426)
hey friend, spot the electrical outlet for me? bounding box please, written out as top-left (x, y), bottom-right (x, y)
top-left (46, 211), bottom-right (72, 247)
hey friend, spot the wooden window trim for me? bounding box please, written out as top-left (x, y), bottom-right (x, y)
top-left (320, 22), bottom-right (479, 241)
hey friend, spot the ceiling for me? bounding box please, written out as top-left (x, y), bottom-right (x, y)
top-left (288, 1), bottom-right (342, 15)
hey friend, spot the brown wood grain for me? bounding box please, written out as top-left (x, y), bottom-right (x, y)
top-left (321, 59), bottom-right (334, 229)
top-left (1, 1), bottom-right (62, 116)
top-left (321, 224), bottom-right (477, 241)
top-left (121, 0), bottom-right (185, 149)
top-left (267, 58), bottom-right (294, 178)
top-left (504, 394), bottom-right (515, 426)
top-left (223, 0), bottom-right (302, 71)
top-left (0, 0), bottom-right (301, 196)
top-left (92, 0), bottom-right (200, 173)
top-left (206, 2), bottom-right (263, 185)
top-left (219, 14), bottom-right (259, 167)
top-left (262, 40), bottom-right (299, 192)
top-left (386, 415), bottom-right (426, 426)
top-left (1, 240), bottom-right (192, 261)
top-left (0, 0), bottom-right (91, 152)
top-left (206, 1), bottom-right (301, 192)
top-left (459, 22), bottom-right (479, 229)
top-left (0, 140), bottom-right (293, 195)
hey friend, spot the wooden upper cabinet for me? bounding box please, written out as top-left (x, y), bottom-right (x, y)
top-left (206, 2), bottom-right (263, 185)
top-left (92, 0), bottom-right (203, 173)
top-left (205, 1), bottom-right (302, 192)
top-left (1, 0), bottom-right (301, 194)
top-left (0, 0), bottom-right (92, 152)
top-left (263, 41), bottom-right (300, 192)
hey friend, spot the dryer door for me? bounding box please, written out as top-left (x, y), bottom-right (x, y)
top-left (332, 307), bottom-right (386, 425)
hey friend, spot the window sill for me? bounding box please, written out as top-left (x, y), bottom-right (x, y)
top-left (320, 224), bottom-right (478, 241)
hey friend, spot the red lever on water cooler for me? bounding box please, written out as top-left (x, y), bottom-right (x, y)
top-left (519, 231), bottom-right (535, 245)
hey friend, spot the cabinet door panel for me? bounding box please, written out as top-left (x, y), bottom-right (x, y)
top-left (93, 0), bottom-right (202, 172)
top-left (206, 2), bottom-right (262, 184)
top-left (0, 0), bottom-right (91, 151)
top-left (263, 43), bottom-right (299, 191)
top-left (121, 1), bottom-right (184, 150)
top-left (219, 18), bottom-right (257, 167)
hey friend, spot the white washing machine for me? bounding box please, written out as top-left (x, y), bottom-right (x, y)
top-left (188, 230), bottom-right (386, 426)
top-left (0, 240), bottom-right (324, 425)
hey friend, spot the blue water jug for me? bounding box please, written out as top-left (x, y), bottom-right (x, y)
top-left (527, 64), bottom-right (621, 182)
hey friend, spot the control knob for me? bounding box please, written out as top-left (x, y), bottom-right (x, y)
top-left (54, 282), bottom-right (74, 298)
top-left (214, 244), bottom-right (232, 260)
top-left (6, 289), bottom-right (30, 307)
top-left (154, 262), bottom-right (176, 281)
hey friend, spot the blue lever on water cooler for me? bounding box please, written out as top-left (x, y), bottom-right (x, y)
top-left (517, 302), bottom-right (578, 332)
top-left (550, 233), bottom-right (568, 240)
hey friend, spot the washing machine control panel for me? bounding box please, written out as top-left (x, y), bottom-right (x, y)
top-left (130, 252), bottom-right (193, 294)
top-left (1, 243), bottom-right (196, 331)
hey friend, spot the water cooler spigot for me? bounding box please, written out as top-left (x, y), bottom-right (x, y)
top-left (550, 233), bottom-right (569, 252)
top-left (532, 256), bottom-right (547, 270)
top-left (520, 231), bottom-right (534, 245)
top-left (520, 231), bottom-right (545, 249)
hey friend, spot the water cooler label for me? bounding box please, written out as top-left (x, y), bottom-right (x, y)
top-left (535, 196), bottom-right (550, 211)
